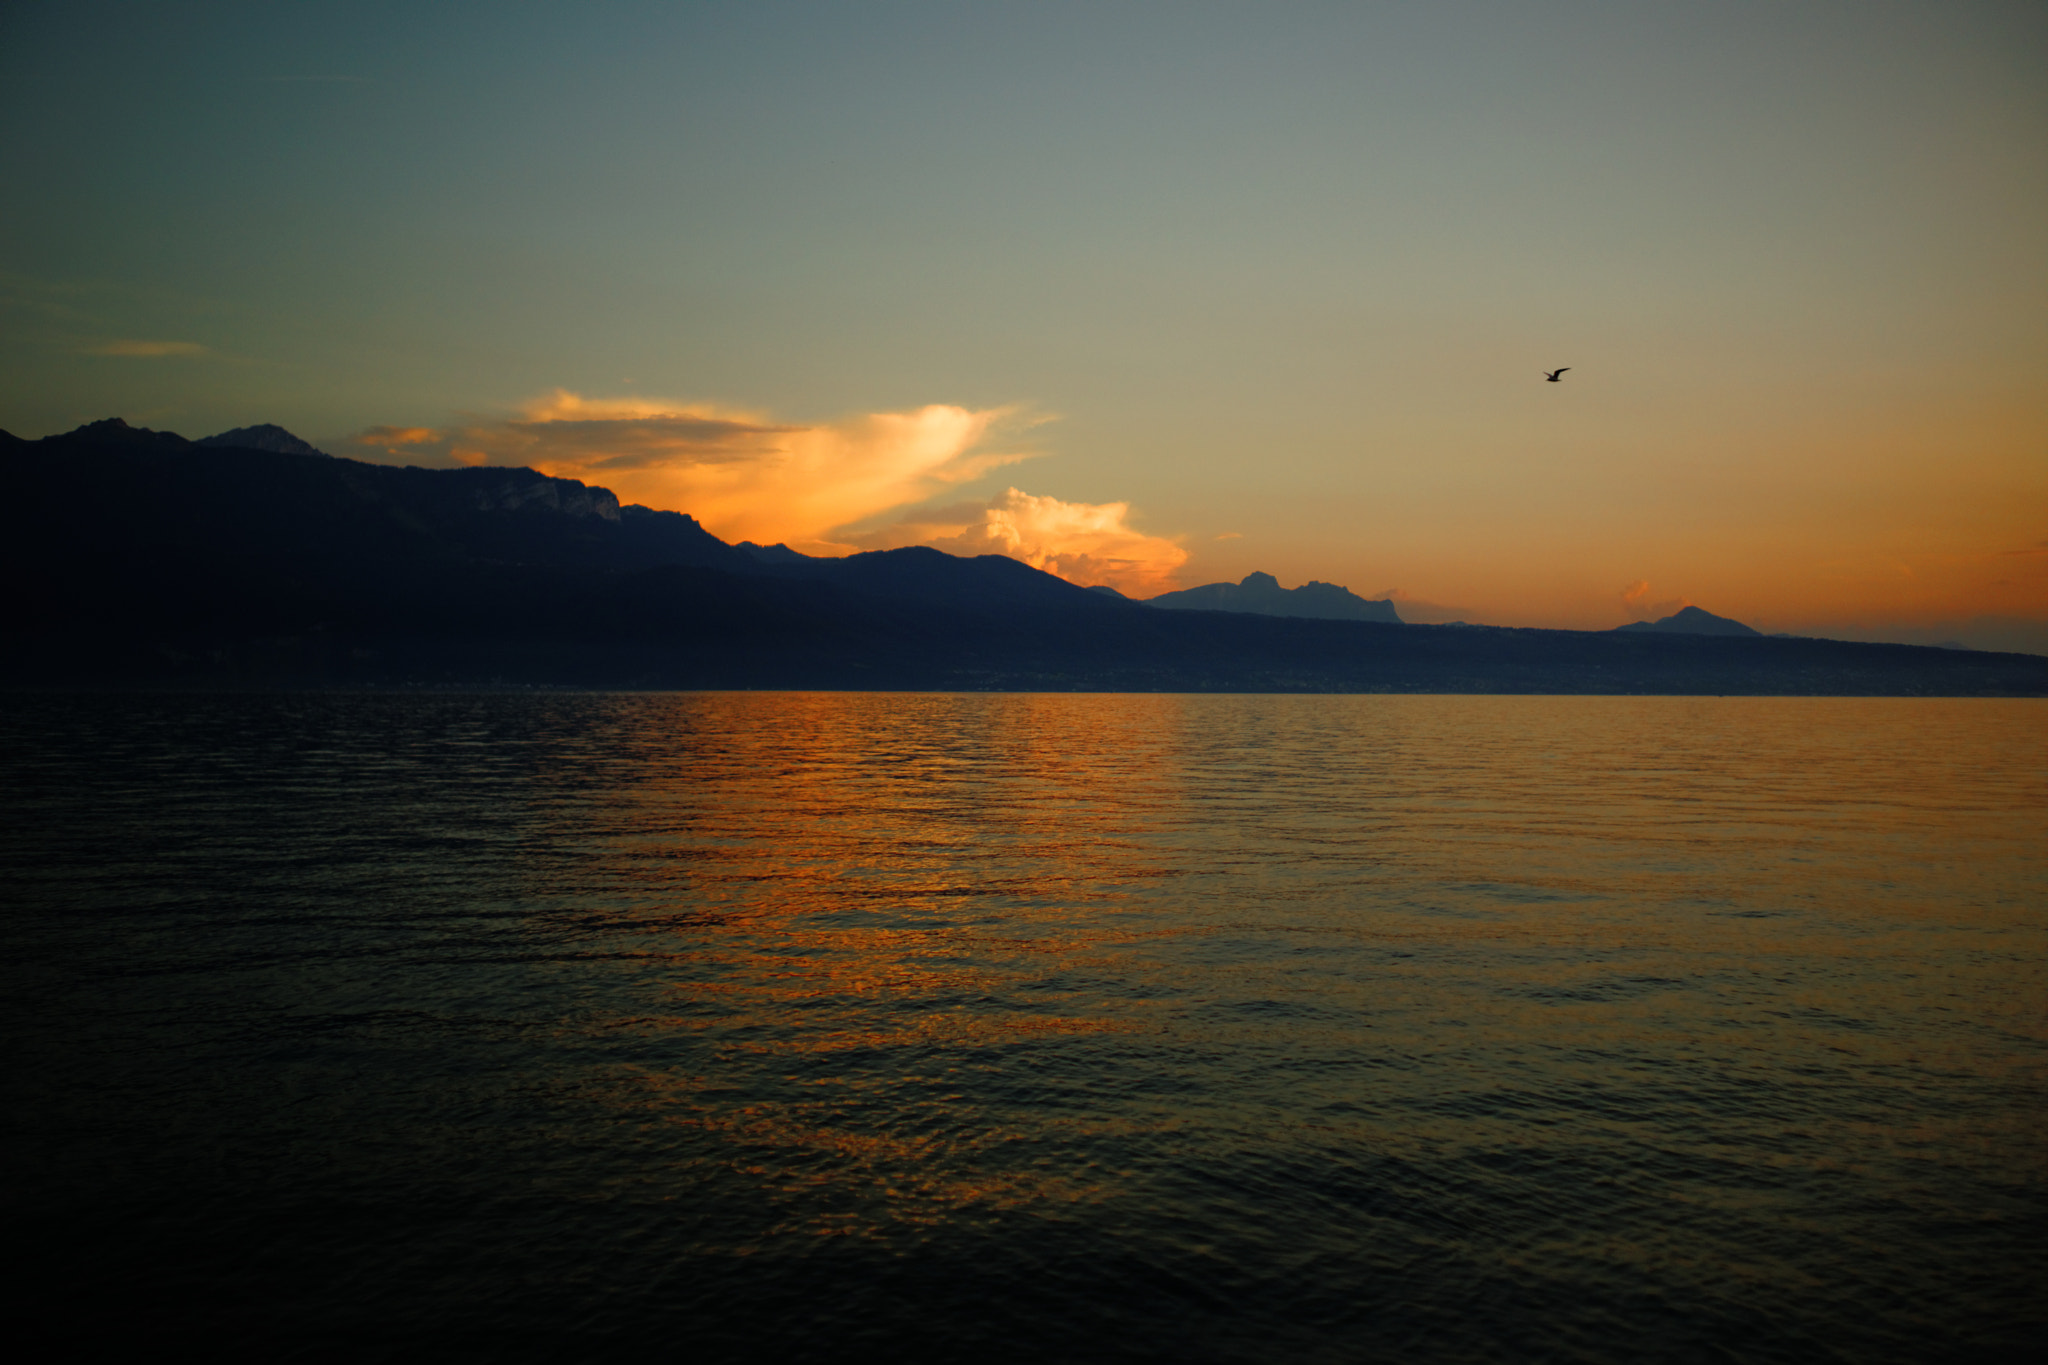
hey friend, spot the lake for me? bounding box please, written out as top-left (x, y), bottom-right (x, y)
top-left (3, 693), bottom-right (2043, 1362)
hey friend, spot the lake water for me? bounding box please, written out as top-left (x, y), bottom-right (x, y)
top-left (3, 693), bottom-right (2044, 1362)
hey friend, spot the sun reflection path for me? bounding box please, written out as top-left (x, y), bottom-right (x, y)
top-left (487, 693), bottom-right (2048, 1259)
top-left (6, 692), bottom-right (2045, 1357)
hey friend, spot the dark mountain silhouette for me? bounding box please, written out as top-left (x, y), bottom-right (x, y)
top-left (0, 417), bottom-right (1106, 644)
top-left (37, 415), bottom-right (190, 454)
top-left (1616, 605), bottom-right (1761, 637)
top-left (736, 541), bottom-right (814, 565)
top-left (1147, 571), bottom-right (1402, 623)
top-left (197, 423), bottom-right (331, 457)
top-left (2, 418), bottom-right (2042, 695)
top-left (766, 543), bottom-right (1110, 612)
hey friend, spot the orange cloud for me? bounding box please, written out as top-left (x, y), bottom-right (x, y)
top-left (1621, 579), bottom-right (1691, 622)
top-left (854, 488), bottom-right (1188, 596)
top-left (356, 425), bottom-right (441, 452)
top-left (335, 394), bottom-right (1188, 590)
top-left (338, 391), bottom-right (1037, 553)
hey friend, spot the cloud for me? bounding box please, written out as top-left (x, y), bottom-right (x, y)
top-left (1621, 579), bottom-right (1691, 621)
top-left (1213, 531), bottom-right (1243, 541)
top-left (851, 488), bottom-right (1188, 596)
top-left (336, 391), bottom-right (1042, 553)
top-left (335, 391), bottom-right (1187, 590)
top-left (351, 425), bottom-right (495, 465)
top-left (356, 425), bottom-right (442, 449)
top-left (84, 339), bottom-right (208, 357)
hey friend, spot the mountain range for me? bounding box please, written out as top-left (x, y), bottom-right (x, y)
top-left (1145, 572), bottom-right (1402, 623)
top-left (3, 418), bottom-right (2041, 695)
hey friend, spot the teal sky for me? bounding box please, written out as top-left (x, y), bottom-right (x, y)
top-left (4, 1), bottom-right (2043, 640)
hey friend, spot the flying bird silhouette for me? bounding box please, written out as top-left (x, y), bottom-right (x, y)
top-left (1543, 367), bottom-right (1570, 382)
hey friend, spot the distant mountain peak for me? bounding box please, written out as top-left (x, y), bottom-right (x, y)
top-left (736, 541), bottom-right (815, 565)
top-left (1145, 570), bottom-right (1401, 624)
top-left (64, 417), bottom-right (145, 439)
top-left (197, 424), bottom-right (329, 457)
top-left (51, 417), bottom-right (189, 452)
top-left (1616, 605), bottom-right (1760, 637)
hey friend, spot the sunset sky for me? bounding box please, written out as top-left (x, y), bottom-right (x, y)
top-left (3, 1), bottom-right (2042, 643)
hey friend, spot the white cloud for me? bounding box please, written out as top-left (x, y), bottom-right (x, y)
top-left (852, 488), bottom-right (1189, 596)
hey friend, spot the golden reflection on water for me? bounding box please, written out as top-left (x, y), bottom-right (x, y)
top-left (4, 691), bottom-right (2043, 1356)
top-left (511, 695), bottom-right (2048, 1238)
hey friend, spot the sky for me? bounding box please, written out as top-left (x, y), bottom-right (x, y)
top-left (3, 0), bottom-right (2043, 644)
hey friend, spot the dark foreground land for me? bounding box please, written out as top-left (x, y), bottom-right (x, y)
top-left (6, 420), bottom-right (2044, 695)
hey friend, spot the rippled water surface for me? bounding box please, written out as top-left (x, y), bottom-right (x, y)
top-left (4, 693), bottom-right (2045, 1362)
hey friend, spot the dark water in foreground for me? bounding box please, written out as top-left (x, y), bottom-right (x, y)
top-left (3, 693), bottom-right (2044, 1363)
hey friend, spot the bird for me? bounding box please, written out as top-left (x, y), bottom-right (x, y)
top-left (1543, 367), bottom-right (1570, 382)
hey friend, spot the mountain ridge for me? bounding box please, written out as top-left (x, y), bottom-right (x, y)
top-left (196, 423), bottom-right (332, 457)
top-left (1616, 605), bottom-right (1761, 637)
top-left (1147, 571), bottom-right (1402, 623)
top-left (3, 418), bottom-right (2042, 695)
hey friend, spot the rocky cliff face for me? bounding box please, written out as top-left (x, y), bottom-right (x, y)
top-left (460, 467), bottom-right (621, 522)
